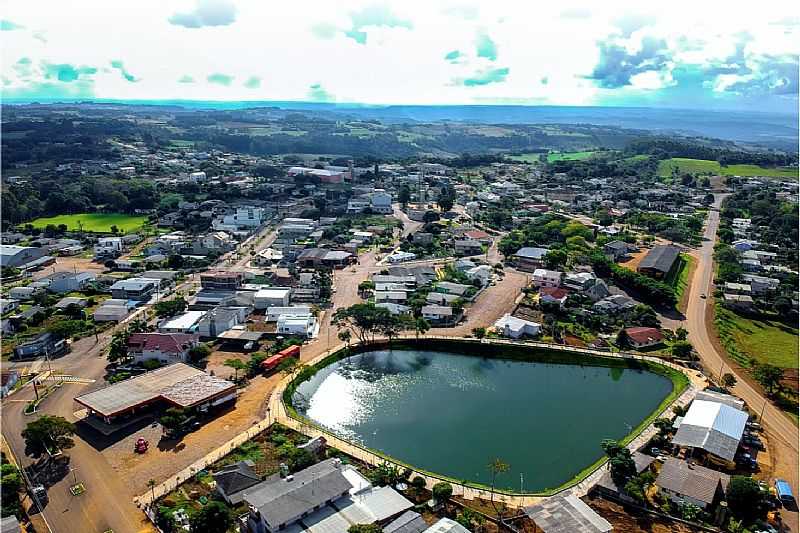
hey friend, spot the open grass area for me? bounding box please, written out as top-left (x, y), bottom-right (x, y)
top-left (27, 213), bottom-right (148, 233)
top-left (666, 254), bottom-right (693, 311)
top-left (508, 152), bottom-right (544, 163)
top-left (715, 305), bottom-right (799, 369)
top-left (657, 158), bottom-right (798, 179)
top-left (547, 150), bottom-right (596, 162)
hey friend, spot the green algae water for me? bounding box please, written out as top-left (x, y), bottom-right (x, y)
top-left (294, 349), bottom-right (672, 492)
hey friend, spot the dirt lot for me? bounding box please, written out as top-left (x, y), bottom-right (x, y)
top-left (205, 349), bottom-right (252, 380)
top-left (29, 255), bottom-right (108, 280)
top-left (588, 497), bottom-right (705, 532)
top-left (101, 372), bottom-right (282, 493)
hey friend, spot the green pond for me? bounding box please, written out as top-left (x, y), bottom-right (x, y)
top-left (293, 349), bottom-right (673, 492)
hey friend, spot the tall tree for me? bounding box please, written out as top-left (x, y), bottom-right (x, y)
top-left (189, 501), bottom-right (232, 533)
top-left (753, 363), bottom-right (783, 394)
top-left (22, 416), bottom-right (76, 457)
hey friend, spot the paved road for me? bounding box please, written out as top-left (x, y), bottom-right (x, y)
top-left (684, 194), bottom-right (798, 530)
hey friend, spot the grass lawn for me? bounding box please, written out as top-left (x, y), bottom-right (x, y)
top-left (715, 306), bottom-right (799, 369)
top-left (657, 158), bottom-right (798, 179)
top-left (28, 213), bottom-right (148, 233)
top-left (547, 150), bottom-right (596, 162)
top-left (666, 254), bottom-right (694, 312)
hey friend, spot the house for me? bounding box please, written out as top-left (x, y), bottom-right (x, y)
top-left (266, 306), bottom-right (312, 322)
top-left (464, 229), bottom-right (492, 243)
top-left (0, 515), bottom-right (21, 533)
top-left (723, 282), bottom-right (752, 295)
top-left (199, 231), bottom-right (237, 253)
top-left (388, 251), bottom-right (416, 264)
top-left (201, 271), bottom-right (243, 291)
top-left (603, 240), bottom-right (633, 261)
top-left (94, 300), bottom-right (133, 322)
top-left (0, 244), bottom-right (49, 269)
top-left (276, 315), bottom-right (317, 338)
top-left (512, 247), bottom-right (549, 272)
top-left (38, 271), bottom-right (96, 294)
top-left (370, 190), bottom-right (393, 213)
top-left (741, 274), bottom-right (780, 294)
top-left (110, 277), bottom-right (161, 301)
top-left (412, 232), bottom-right (434, 245)
top-left (563, 272), bottom-right (595, 291)
top-left (540, 287), bottom-right (568, 308)
top-left (197, 307), bottom-right (246, 338)
top-left (213, 460), bottom-right (262, 505)
top-left (127, 333), bottom-right (200, 364)
top-left (1, 370), bottom-right (20, 397)
top-left (426, 292), bottom-right (460, 305)
top-left (422, 518), bottom-right (471, 533)
top-left (525, 494), bottom-right (613, 533)
top-left (12, 332), bottom-right (68, 360)
top-left (638, 245), bottom-right (680, 279)
top-left (722, 293), bottom-right (755, 311)
top-left (454, 240), bottom-right (484, 257)
top-left (242, 459), bottom-right (354, 533)
top-left (8, 286), bottom-right (41, 301)
top-left (435, 281), bottom-right (471, 296)
top-left (532, 268), bottom-right (562, 288)
top-left (421, 305), bottom-right (458, 326)
top-left (593, 294), bottom-right (636, 314)
top-left (388, 266), bottom-right (437, 286)
top-left (0, 299), bottom-right (19, 315)
top-left (375, 291), bottom-right (408, 304)
top-left (376, 303), bottom-right (411, 315)
top-left (254, 288), bottom-right (291, 310)
top-left (494, 314), bottom-right (541, 338)
top-left (54, 296), bottom-right (89, 310)
top-left (672, 399), bottom-right (748, 464)
top-left (622, 327), bottom-right (664, 348)
top-left (655, 458), bottom-right (730, 510)
top-left (383, 511), bottom-right (429, 533)
top-left (94, 237), bottom-right (124, 258)
top-left (159, 310), bottom-right (207, 333)
top-left (592, 452), bottom-right (655, 503)
top-left (465, 265), bottom-right (492, 286)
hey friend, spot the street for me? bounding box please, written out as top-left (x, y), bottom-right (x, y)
top-left (684, 194), bottom-right (798, 530)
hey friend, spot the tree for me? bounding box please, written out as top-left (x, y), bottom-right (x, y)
top-left (338, 329), bottom-right (352, 352)
top-left (670, 340), bottom-right (693, 359)
top-left (722, 373), bottom-right (737, 389)
top-left (544, 249), bottom-right (568, 269)
top-left (189, 501), bottom-right (232, 533)
top-left (674, 327), bottom-right (688, 341)
top-left (334, 303), bottom-right (396, 345)
top-left (398, 184), bottom-right (411, 208)
top-left (422, 210), bottom-right (439, 224)
top-left (1, 463), bottom-right (23, 518)
top-left (487, 458), bottom-right (509, 523)
top-left (22, 415), bottom-right (76, 457)
top-left (753, 363), bottom-right (783, 394)
top-left (438, 186), bottom-right (455, 212)
top-left (432, 481), bottom-right (453, 506)
top-left (188, 343), bottom-right (212, 361)
top-left (348, 525), bottom-right (382, 533)
top-left (774, 296), bottom-right (793, 315)
top-left (411, 476), bottom-right (426, 490)
top-left (472, 327), bottom-right (486, 339)
top-left (414, 317), bottom-right (430, 339)
top-left (358, 280), bottom-right (375, 296)
top-left (726, 476), bottom-right (766, 524)
top-left (154, 297), bottom-right (187, 318)
top-left (601, 439), bottom-right (636, 488)
top-left (160, 407), bottom-right (188, 436)
top-left (224, 358), bottom-right (247, 381)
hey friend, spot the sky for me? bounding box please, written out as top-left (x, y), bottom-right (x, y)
top-left (1, 0), bottom-right (798, 113)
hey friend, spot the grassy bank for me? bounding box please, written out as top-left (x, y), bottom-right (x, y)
top-left (714, 305), bottom-right (799, 370)
top-left (666, 254), bottom-right (694, 312)
top-left (282, 338), bottom-right (689, 497)
top-left (657, 158), bottom-right (798, 180)
top-left (27, 213), bottom-right (149, 233)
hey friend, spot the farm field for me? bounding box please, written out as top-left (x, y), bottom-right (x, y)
top-left (508, 152), bottom-right (544, 163)
top-left (547, 150), bottom-right (596, 162)
top-left (715, 306), bottom-right (799, 369)
top-left (657, 158), bottom-right (798, 179)
top-left (27, 213), bottom-right (149, 233)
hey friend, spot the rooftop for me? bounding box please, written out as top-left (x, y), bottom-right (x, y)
top-left (525, 494), bottom-right (612, 533)
top-left (655, 458), bottom-right (730, 505)
top-left (672, 399), bottom-right (748, 462)
top-left (639, 245), bottom-right (680, 273)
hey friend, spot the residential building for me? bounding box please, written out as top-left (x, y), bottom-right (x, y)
top-left (421, 305), bottom-right (458, 325)
top-left (655, 458), bottom-right (729, 510)
top-left (94, 237), bottom-right (124, 258)
top-left (159, 310), bottom-right (207, 333)
top-left (94, 300), bottom-right (133, 322)
top-left (213, 460), bottom-right (262, 505)
top-left (370, 190), bottom-right (393, 214)
top-left (593, 294), bottom-right (636, 314)
top-left (110, 277), bottom-right (161, 301)
top-left (276, 315), bottom-right (317, 338)
top-left (512, 247), bottom-right (549, 272)
top-left (0, 244), bottom-right (49, 269)
top-left (622, 327), bottom-right (664, 348)
top-left (38, 271), bottom-right (96, 294)
top-left (1, 370), bottom-right (20, 397)
top-left (254, 288), bottom-right (291, 310)
top-left (197, 307), bottom-right (246, 338)
top-left (375, 303), bottom-right (411, 315)
top-left (563, 272), bottom-right (596, 291)
top-left (540, 287), bottom-right (569, 308)
top-left (12, 332), bottom-right (68, 360)
top-left (638, 245), bottom-right (681, 279)
top-left (214, 206), bottom-right (266, 231)
top-left (201, 271), bottom-right (244, 291)
top-left (722, 293), bottom-right (755, 311)
top-left (494, 314), bottom-right (541, 338)
top-left (532, 268), bottom-right (562, 288)
top-left (592, 452), bottom-right (655, 503)
top-left (127, 333), bottom-right (200, 364)
top-left (465, 265), bottom-right (492, 286)
top-left (266, 306), bottom-right (312, 322)
top-left (525, 494), bottom-right (613, 533)
top-left (387, 251), bottom-right (416, 264)
top-left (454, 240), bottom-right (484, 256)
top-left (435, 281), bottom-right (471, 296)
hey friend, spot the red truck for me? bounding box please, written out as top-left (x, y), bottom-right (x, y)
top-left (261, 345), bottom-right (301, 373)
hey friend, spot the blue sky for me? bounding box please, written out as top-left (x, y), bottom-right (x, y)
top-left (1, 0), bottom-right (797, 113)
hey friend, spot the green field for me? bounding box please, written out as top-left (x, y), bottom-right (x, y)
top-left (547, 151), bottom-right (596, 162)
top-left (658, 158), bottom-right (798, 179)
top-left (28, 213), bottom-right (148, 233)
top-left (508, 153), bottom-right (544, 163)
top-left (666, 254), bottom-right (693, 311)
top-left (715, 306), bottom-right (799, 369)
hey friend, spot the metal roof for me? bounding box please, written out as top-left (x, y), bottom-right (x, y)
top-left (383, 511), bottom-right (428, 533)
top-left (526, 495), bottom-right (612, 533)
top-left (655, 458), bottom-right (729, 505)
top-left (423, 518), bottom-right (471, 533)
top-left (639, 245), bottom-right (680, 273)
top-left (672, 399), bottom-right (748, 462)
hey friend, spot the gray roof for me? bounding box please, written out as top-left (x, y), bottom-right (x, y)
top-left (515, 247), bottom-right (549, 260)
top-left (243, 459), bottom-right (353, 531)
top-left (639, 245), bottom-right (680, 273)
top-left (213, 460), bottom-right (261, 498)
top-left (672, 399), bottom-right (747, 462)
top-left (525, 495), bottom-right (613, 533)
top-left (0, 515), bottom-right (21, 533)
top-left (383, 511), bottom-right (428, 533)
top-left (595, 452), bottom-right (655, 493)
top-left (655, 458), bottom-right (729, 505)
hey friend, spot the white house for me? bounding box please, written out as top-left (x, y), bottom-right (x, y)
top-left (93, 300), bottom-right (133, 322)
top-left (266, 306), bottom-right (312, 322)
top-left (370, 190), bottom-right (393, 214)
top-left (276, 315), bottom-right (318, 338)
top-left (158, 310), bottom-right (207, 333)
top-left (253, 288), bottom-right (291, 310)
top-left (94, 237), bottom-right (123, 258)
top-left (110, 277), bottom-right (161, 301)
top-left (494, 314), bottom-right (541, 339)
top-left (465, 265), bottom-right (492, 286)
top-left (532, 268), bottom-right (562, 288)
top-left (387, 251), bottom-right (416, 264)
top-left (197, 307), bottom-right (246, 338)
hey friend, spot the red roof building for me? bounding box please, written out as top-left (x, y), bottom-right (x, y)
top-left (127, 333), bottom-right (200, 364)
top-left (623, 327), bottom-right (664, 348)
top-left (464, 230), bottom-right (491, 241)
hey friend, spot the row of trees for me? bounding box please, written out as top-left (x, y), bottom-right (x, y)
top-left (590, 252), bottom-right (677, 306)
top-left (333, 303), bottom-right (430, 346)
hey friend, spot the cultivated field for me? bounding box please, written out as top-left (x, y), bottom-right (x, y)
top-left (28, 213), bottom-right (148, 233)
top-left (657, 158), bottom-right (798, 179)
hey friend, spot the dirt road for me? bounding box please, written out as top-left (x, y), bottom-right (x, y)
top-left (684, 194), bottom-right (798, 530)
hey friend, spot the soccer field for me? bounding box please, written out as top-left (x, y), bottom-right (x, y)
top-left (28, 213), bottom-right (149, 233)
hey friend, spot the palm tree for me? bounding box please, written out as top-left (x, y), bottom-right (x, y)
top-left (147, 478), bottom-right (157, 505)
top-left (224, 358), bottom-right (246, 381)
top-left (487, 458), bottom-right (509, 526)
top-left (338, 329), bottom-right (352, 354)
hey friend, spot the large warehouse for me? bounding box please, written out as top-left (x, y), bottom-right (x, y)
top-left (671, 399), bottom-right (748, 464)
top-left (74, 363), bottom-right (236, 427)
